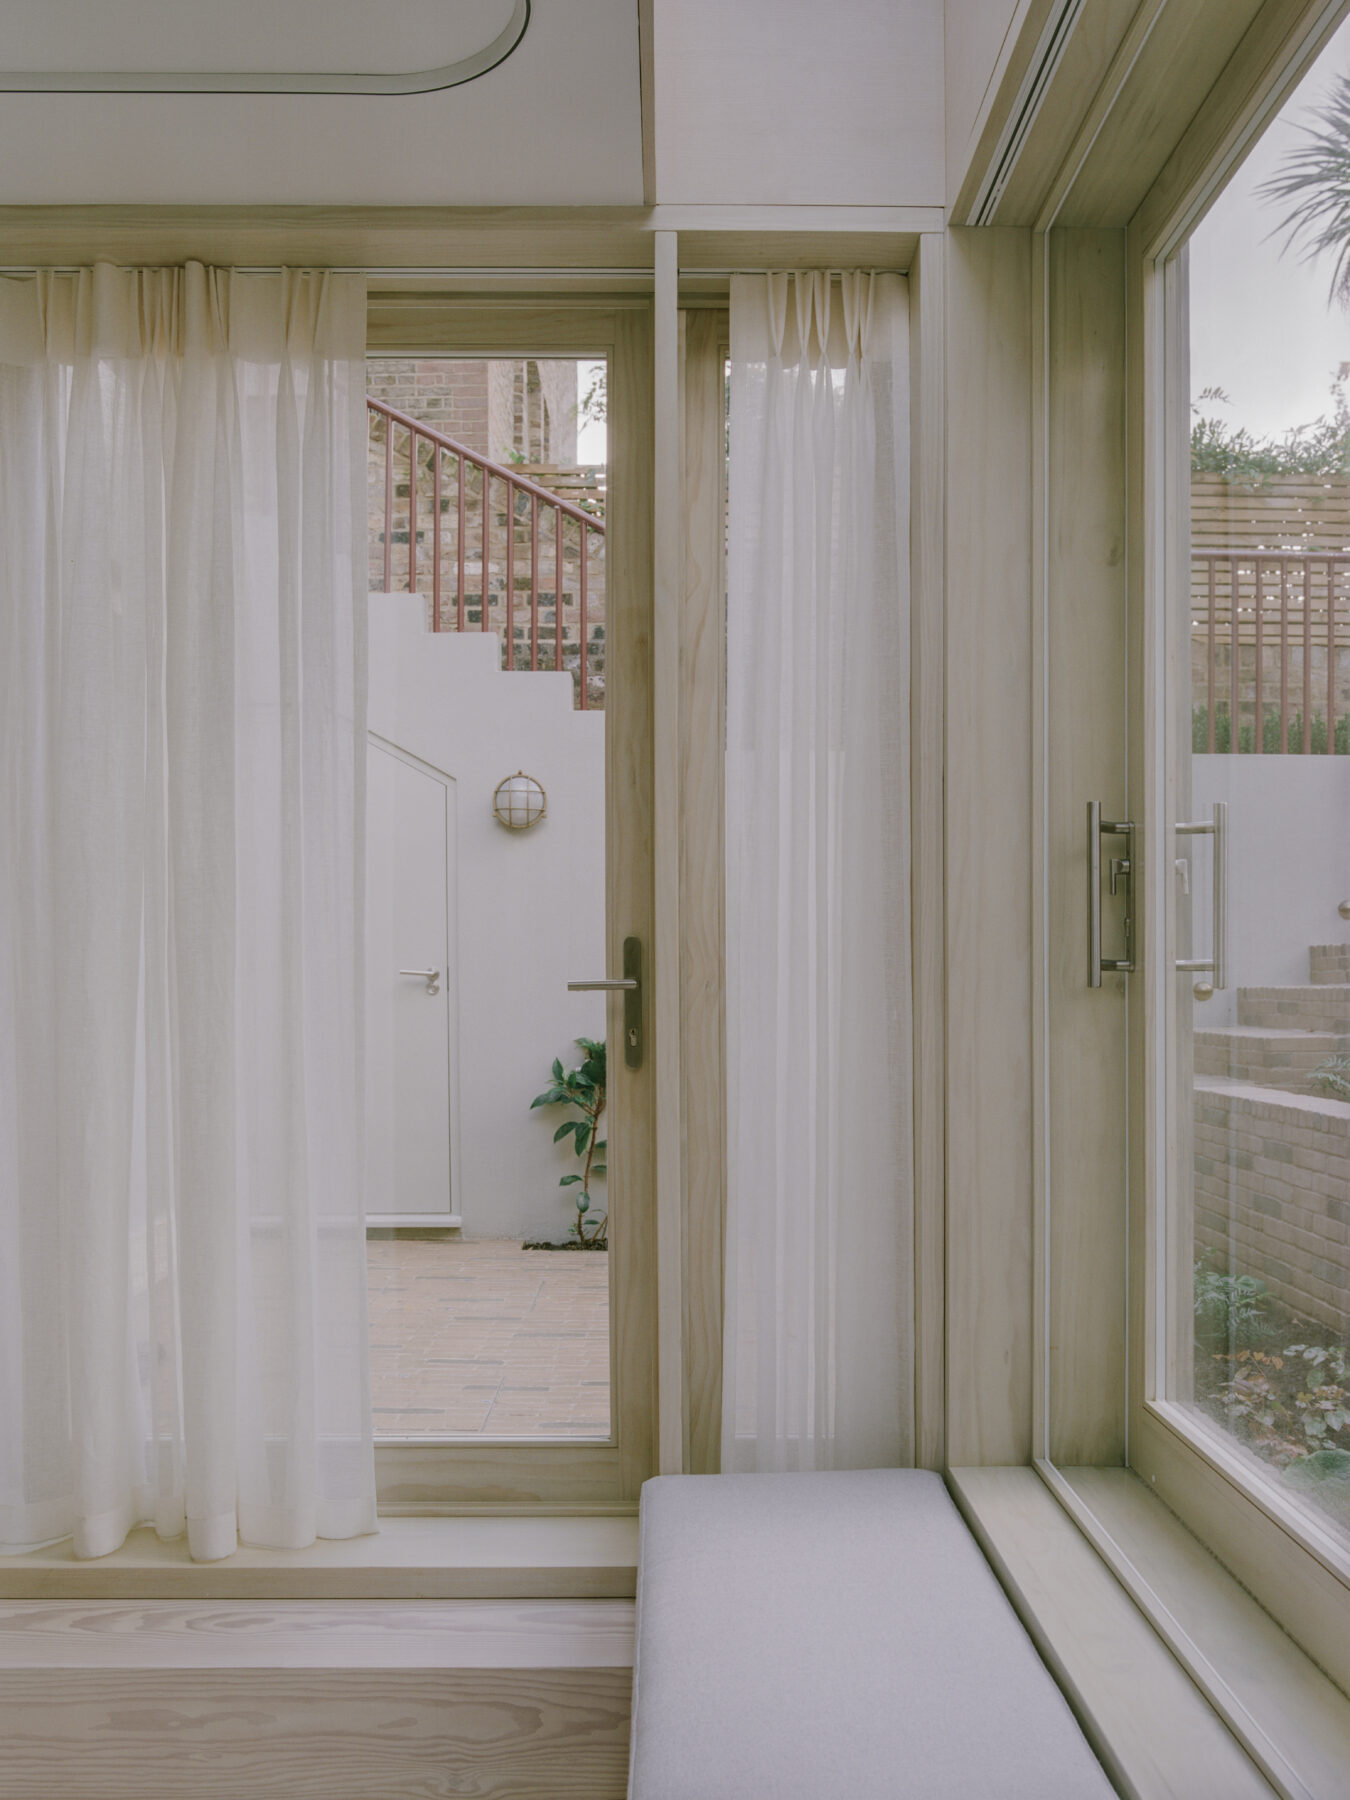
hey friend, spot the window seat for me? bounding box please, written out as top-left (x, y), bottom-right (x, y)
top-left (627, 1469), bottom-right (1115, 1799)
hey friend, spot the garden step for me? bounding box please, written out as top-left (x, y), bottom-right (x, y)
top-left (1236, 985), bottom-right (1350, 1034)
top-left (1309, 944), bottom-right (1350, 984)
top-left (1193, 1026), bottom-right (1339, 1092)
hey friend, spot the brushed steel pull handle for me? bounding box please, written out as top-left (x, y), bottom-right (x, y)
top-left (567, 936), bottom-right (643, 1070)
top-left (1088, 802), bottom-right (1135, 986)
top-left (1176, 802), bottom-right (1227, 995)
top-left (399, 967), bottom-right (441, 994)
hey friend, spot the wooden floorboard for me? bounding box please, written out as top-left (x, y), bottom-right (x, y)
top-left (0, 1598), bottom-right (634, 1800)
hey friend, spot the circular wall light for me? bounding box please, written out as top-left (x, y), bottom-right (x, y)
top-left (493, 771), bottom-right (546, 831)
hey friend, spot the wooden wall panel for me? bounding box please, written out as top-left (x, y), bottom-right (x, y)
top-left (679, 309), bottom-right (729, 1474)
top-left (910, 235), bottom-right (948, 1470)
top-left (944, 226), bottom-right (1036, 1466)
top-left (1044, 228), bottom-right (1130, 1465)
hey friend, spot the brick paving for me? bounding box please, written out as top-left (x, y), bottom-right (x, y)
top-left (367, 1237), bottom-right (611, 1438)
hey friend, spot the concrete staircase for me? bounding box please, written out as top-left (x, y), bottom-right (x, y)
top-left (1195, 945), bottom-right (1350, 1094)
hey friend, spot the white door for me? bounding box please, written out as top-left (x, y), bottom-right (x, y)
top-left (365, 739), bottom-right (455, 1223)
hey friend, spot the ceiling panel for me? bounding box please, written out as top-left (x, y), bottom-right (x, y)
top-left (0, 0), bottom-right (642, 206)
top-left (0, 0), bottom-right (520, 78)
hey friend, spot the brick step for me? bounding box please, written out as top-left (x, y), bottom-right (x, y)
top-left (1309, 943), bottom-right (1350, 984)
top-left (1237, 985), bottom-right (1350, 1033)
top-left (1194, 1026), bottom-right (1340, 1092)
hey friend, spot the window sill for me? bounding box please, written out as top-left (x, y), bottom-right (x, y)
top-left (0, 1514), bottom-right (638, 1600)
top-left (949, 1465), bottom-right (1350, 1799)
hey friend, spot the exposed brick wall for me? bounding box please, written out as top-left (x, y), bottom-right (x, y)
top-left (1195, 1081), bottom-right (1350, 1334)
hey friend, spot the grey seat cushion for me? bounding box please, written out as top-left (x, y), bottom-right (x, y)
top-left (628, 1469), bottom-right (1114, 1799)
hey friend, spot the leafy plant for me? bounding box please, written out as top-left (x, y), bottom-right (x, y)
top-left (1260, 74), bottom-right (1350, 305)
top-left (1194, 1262), bottom-right (1269, 1350)
top-left (1309, 1055), bottom-right (1350, 1102)
top-left (1208, 1344), bottom-right (1350, 1467)
top-left (530, 1038), bottom-right (608, 1247)
top-left (1283, 1447), bottom-right (1350, 1528)
top-left (1191, 704), bottom-right (1350, 756)
top-left (1191, 380), bottom-right (1350, 480)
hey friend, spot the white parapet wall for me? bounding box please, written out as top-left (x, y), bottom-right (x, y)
top-left (369, 594), bottom-right (607, 1243)
top-left (1191, 755), bottom-right (1350, 1025)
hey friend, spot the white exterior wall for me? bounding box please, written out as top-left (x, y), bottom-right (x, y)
top-left (369, 595), bottom-right (607, 1241)
top-left (1191, 756), bottom-right (1350, 1024)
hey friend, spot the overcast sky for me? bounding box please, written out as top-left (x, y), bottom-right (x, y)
top-left (1191, 15), bottom-right (1350, 441)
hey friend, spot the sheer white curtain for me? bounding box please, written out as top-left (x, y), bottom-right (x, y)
top-left (0, 262), bottom-right (376, 1561)
top-left (723, 271), bottom-right (912, 1474)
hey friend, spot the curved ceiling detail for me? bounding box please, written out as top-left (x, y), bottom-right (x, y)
top-left (0, 0), bottom-right (529, 95)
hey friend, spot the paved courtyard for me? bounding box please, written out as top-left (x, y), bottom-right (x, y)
top-left (367, 1237), bottom-right (611, 1437)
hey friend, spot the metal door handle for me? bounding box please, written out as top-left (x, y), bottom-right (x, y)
top-left (567, 936), bottom-right (642, 1069)
top-left (1088, 802), bottom-right (1135, 985)
top-left (1176, 802), bottom-right (1227, 996)
top-left (399, 967), bottom-right (441, 994)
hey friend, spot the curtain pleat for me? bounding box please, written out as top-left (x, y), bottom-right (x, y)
top-left (0, 262), bottom-right (375, 1561)
top-left (723, 270), bottom-right (913, 1473)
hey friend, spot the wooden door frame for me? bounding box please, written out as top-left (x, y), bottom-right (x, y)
top-left (365, 298), bottom-right (657, 1511)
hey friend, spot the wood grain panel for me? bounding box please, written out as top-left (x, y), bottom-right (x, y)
top-left (679, 309), bottom-right (729, 1474)
top-left (1045, 228), bottom-right (1129, 1465)
top-left (0, 1668), bottom-right (631, 1800)
top-left (944, 227), bottom-right (1036, 1467)
top-left (949, 1466), bottom-right (1274, 1798)
top-left (909, 235), bottom-right (947, 1472)
top-left (0, 1599), bottom-right (634, 1670)
top-left (0, 1514), bottom-right (639, 1602)
top-left (1061, 1466), bottom-right (1350, 1791)
top-left (653, 233), bottom-right (684, 1477)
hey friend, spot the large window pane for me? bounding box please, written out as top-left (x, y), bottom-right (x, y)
top-left (1176, 25), bottom-right (1350, 1541)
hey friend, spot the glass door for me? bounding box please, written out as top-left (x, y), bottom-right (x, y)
top-left (362, 302), bottom-right (655, 1507)
top-left (1158, 25), bottom-right (1350, 1550)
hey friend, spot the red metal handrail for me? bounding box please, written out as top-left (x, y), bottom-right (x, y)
top-left (1191, 550), bottom-right (1350, 753)
top-left (367, 396), bottom-right (604, 710)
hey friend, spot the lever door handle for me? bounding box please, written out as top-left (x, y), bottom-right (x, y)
top-left (399, 967), bottom-right (441, 994)
top-left (567, 936), bottom-right (643, 1069)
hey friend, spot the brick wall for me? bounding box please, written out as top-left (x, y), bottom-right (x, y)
top-left (1195, 1081), bottom-right (1350, 1334)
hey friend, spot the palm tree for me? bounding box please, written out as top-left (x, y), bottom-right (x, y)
top-left (1260, 74), bottom-right (1350, 304)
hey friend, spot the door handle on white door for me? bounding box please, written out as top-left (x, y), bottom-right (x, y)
top-left (399, 968), bottom-right (441, 995)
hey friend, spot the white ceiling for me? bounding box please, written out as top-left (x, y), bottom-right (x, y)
top-left (0, 0), bottom-right (644, 205)
top-left (1, 0), bottom-right (520, 78)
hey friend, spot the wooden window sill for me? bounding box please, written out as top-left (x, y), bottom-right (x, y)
top-left (0, 1514), bottom-right (638, 1600)
top-left (950, 1465), bottom-right (1350, 1799)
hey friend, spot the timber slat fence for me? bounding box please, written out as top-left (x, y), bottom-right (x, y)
top-left (1192, 551), bottom-right (1350, 753)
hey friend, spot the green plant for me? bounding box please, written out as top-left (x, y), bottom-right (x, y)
top-left (1191, 380), bottom-right (1350, 480)
top-left (1309, 1055), bottom-right (1350, 1101)
top-left (1208, 1343), bottom-right (1350, 1467)
top-left (1260, 74), bottom-right (1350, 305)
top-left (1194, 1262), bottom-right (1269, 1350)
top-left (1191, 704), bottom-right (1350, 756)
top-left (530, 1038), bottom-right (608, 1247)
